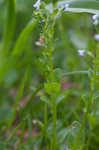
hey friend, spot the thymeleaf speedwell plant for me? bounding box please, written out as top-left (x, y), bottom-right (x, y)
top-left (33, 1), bottom-right (61, 149)
top-left (1, 0), bottom-right (99, 150)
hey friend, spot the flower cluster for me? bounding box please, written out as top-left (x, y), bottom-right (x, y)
top-left (55, 3), bottom-right (69, 19)
top-left (63, 4), bottom-right (69, 11)
top-left (78, 14), bottom-right (99, 56)
top-left (92, 14), bottom-right (99, 25)
top-left (92, 14), bottom-right (99, 41)
top-left (32, 0), bottom-right (40, 10)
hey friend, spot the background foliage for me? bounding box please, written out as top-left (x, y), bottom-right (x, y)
top-left (0, 0), bottom-right (99, 150)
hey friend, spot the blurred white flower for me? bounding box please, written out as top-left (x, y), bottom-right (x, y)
top-left (46, 3), bottom-right (53, 14)
top-left (94, 34), bottom-right (99, 41)
top-left (92, 14), bottom-right (99, 25)
top-left (93, 19), bottom-right (99, 25)
top-left (78, 49), bottom-right (85, 56)
top-left (35, 41), bottom-right (41, 46)
top-left (32, 120), bottom-right (38, 124)
top-left (35, 37), bottom-right (45, 46)
top-left (92, 14), bottom-right (99, 20)
top-left (64, 4), bottom-right (69, 11)
top-left (33, 0), bottom-right (40, 10)
top-left (64, 145), bottom-right (69, 150)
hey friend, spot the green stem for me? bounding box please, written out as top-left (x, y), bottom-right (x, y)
top-left (42, 9), bottom-right (56, 149)
top-left (44, 103), bottom-right (48, 139)
top-left (62, 70), bottom-right (89, 76)
top-left (52, 95), bottom-right (57, 150)
top-left (5, 122), bottom-right (24, 146)
top-left (73, 52), bottom-right (97, 150)
top-left (86, 53), bottom-right (97, 149)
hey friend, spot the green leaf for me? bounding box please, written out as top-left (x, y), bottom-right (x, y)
top-left (88, 114), bottom-right (97, 129)
top-left (56, 91), bottom-right (71, 105)
top-left (2, 0), bottom-right (16, 54)
top-left (12, 19), bottom-right (37, 57)
top-left (54, 68), bottom-right (63, 82)
top-left (6, 121), bottom-right (24, 145)
top-left (93, 91), bottom-right (99, 100)
top-left (57, 121), bottom-right (80, 145)
top-left (62, 70), bottom-right (89, 76)
top-left (0, 0), bottom-right (16, 83)
top-left (7, 68), bottom-right (29, 129)
top-left (40, 95), bottom-right (50, 105)
top-left (19, 84), bottom-right (44, 116)
top-left (57, 0), bottom-right (99, 14)
top-left (44, 82), bottom-right (60, 95)
top-left (0, 20), bottom-right (37, 82)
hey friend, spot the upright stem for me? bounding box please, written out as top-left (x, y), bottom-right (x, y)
top-left (52, 95), bottom-right (57, 150)
top-left (86, 50), bottom-right (97, 149)
top-left (44, 103), bottom-right (48, 138)
top-left (73, 49), bottom-right (97, 150)
top-left (46, 15), bottom-right (57, 149)
top-left (41, 7), bottom-right (57, 149)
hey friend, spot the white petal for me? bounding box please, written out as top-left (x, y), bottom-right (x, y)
top-left (35, 41), bottom-right (41, 46)
top-left (94, 34), bottom-right (99, 41)
top-left (78, 50), bottom-right (85, 56)
top-left (92, 14), bottom-right (99, 20)
top-left (93, 19), bottom-right (99, 25)
top-left (64, 4), bottom-right (69, 11)
top-left (33, 0), bottom-right (40, 10)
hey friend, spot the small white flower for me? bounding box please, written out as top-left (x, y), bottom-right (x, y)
top-left (46, 3), bottom-right (53, 14)
top-left (78, 49), bottom-right (85, 56)
top-left (94, 34), bottom-right (99, 41)
top-left (92, 14), bottom-right (99, 20)
top-left (33, 0), bottom-right (40, 10)
top-left (64, 145), bottom-right (69, 150)
top-left (55, 4), bottom-right (69, 20)
top-left (35, 41), bottom-right (41, 46)
top-left (93, 19), bottom-right (99, 25)
top-left (92, 14), bottom-right (99, 25)
top-left (35, 37), bottom-right (45, 46)
top-left (32, 120), bottom-right (38, 124)
top-left (64, 3), bottom-right (69, 11)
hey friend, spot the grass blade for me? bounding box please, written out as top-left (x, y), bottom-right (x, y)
top-left (2, 0), bottom-right (16, 54)
top-left (7, 68), bottom-right (29, 129)
top-left (0, 0), bottom-right (16, 82)
top-left (62, 70), bottom-right (89, 76)
top-left (57, 0), bottom-right (99, 14)
top-left (12, 19), bottom-right (37, 58)
top-left (5, 122), bottom-right (24, 146)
